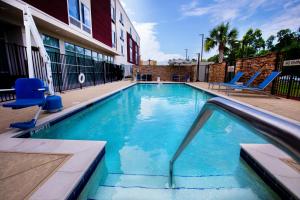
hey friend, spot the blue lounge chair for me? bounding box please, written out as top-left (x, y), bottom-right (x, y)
top-left (208, 71), bottom-right (244, 89)
top-left (3, 78), bottom-right (47, 129)
top-left (223, 71), bottom-right (262, 89)
top-left (227, 71), bottom-right (281, 97)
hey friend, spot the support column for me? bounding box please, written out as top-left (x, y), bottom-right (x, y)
top-left (24, 9), bottom-right (34, 78)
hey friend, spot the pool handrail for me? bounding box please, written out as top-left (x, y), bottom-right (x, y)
top-left (169, 97), bottom-right (300, 187)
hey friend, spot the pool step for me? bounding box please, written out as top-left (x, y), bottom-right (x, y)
top-left (100, 173), bottom-right (241, 189)
top-left (88, 173), bottom-right (259, 200)
top-left (89, 185), bottom-right (259, 200)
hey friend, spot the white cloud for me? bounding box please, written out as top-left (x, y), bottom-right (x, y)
top-left (133, 22), bottom-right (182, 64)
top-left (260, 3), bottom-right (300, 38)
top-left (180, 0), bottom-right (268, 23)
top-left (120, 0), bottom-right (135, 18)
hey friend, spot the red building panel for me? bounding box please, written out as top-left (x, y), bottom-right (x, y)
top-left (127, 32), bottom-right (139, 65)
top-left (91, 0), bottom-right (112, 47)
top-left (23, 0), bottom-right (68, 24)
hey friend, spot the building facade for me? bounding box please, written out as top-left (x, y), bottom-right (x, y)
top-left (0, 0), bottom-right (140, 68)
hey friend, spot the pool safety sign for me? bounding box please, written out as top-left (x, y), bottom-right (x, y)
top-left (283, 59), bottom-right (300, 66)
top-left (227, 66), bottom-right (235, 72)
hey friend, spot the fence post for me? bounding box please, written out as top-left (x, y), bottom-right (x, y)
top-left (77, 55), bottom-right (82, 89)
top-left (287, 75), bottom-right (293, 99)
top-left (55, 61), bottom-right (60, 93)
top-left (271, 52), bottom-right (280, 95)
top-left (103, 62), bottom-right (106, 84)
top-left (93, 60), bottom-right (96, 86)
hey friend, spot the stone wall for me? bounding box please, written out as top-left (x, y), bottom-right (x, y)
top-left (133, 65), bottom-right (197, 82)
top-left (208, 62), bottom-right (226, 82)
top-left (235, 53), bottom-right (277, 90)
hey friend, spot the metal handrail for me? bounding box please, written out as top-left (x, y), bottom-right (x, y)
top-left (169, 97), bottom-right (300, 187)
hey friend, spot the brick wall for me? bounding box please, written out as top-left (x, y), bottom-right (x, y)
top-left (208, 62), bottom-right (226, 82)
top-left (133, 65), bottom-right (197, 81)
top-left (235, 53), bottom-right (277, 90)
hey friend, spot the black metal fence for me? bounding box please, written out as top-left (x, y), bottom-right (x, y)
top-left (0, 42), bottom-right (124, 102)
top-left (47, 52), bottom-right (124, 93)
top-left (272, 50), bottom-right (300, 100)
top-left (0, 42), bottom-right (50, 101)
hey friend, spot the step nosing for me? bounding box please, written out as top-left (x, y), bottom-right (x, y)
top-left (98, 184), bottom-right (243, 191)
top-left (107, 172), bottom-right (234, 178)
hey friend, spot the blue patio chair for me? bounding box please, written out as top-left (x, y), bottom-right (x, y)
top-left (141, 74), bottom-right (147, 81)
top-left (3, 78), bottom-right (47, 129)
top-left (172, 74), bottom-right (180, 82)
top-left (223, 71), bottom-right (262, 90)
top-left (184, 74), bottom-right (190, 82)
top-left (227, 71), bottom-right (281, 97)
top-left (209, 71), bottom-right (244, 89)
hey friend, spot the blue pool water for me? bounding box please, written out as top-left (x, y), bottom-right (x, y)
top-left (32, 84), bottom-right (278, 199)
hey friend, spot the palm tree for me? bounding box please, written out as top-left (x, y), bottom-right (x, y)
top-left (205, 22), bottom-right (238, 63)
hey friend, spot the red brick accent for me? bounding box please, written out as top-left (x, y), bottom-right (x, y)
top-left (127, 33), bottom-right (139, 65)
top-left (23, 0), bottom-right (68, 24)
top-left (91, 0), bottom-right (112, 47)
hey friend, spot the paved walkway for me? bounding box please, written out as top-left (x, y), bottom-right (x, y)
top-left (0, 81), bottom-right (133, 134)
top-left (0, 152), bottom-right (69, 200)
top-left (188, 82), bottom-right (300, 123)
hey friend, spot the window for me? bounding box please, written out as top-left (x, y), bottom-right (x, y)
top-left (135, 45), bottom-right (138, 64)
top-left (129, 39), bottom-right (133, 62)
top-left (130, 27), bottom-right (132, 35)
top-left (120, 29), bottom-right (124, 41)
top-left (84, 49), bottom-right (92, 59)
top-left (81, 3), bottom-right (91, 27)
top-left (42, 34), bottom-right (60, 53)
top-left (68, 0), bottom-right (91, 33)
top-left (111, 3), bottom-right (116, 22)
top-left (121, 45), bottom-right (124, 55)
top-left (120, 12), bottom-right (123, 25)
top-left (112, 31), bottom-right (116, 48)
top-left (92, 51), bottom-right (98, 61)
top-left (68, 0), bottom-right (80, 20)
top-left (98, 53), bottom-right (103, 61)
top-left (75, 45), bottom-right (85, 58)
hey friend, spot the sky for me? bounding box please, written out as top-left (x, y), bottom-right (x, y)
top-left (121, 0), bottom-right (300, 64)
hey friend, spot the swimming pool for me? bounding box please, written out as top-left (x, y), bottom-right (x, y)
top-left (31, 84), bottom-right (279, 199)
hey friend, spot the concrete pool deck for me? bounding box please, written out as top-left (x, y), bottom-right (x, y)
top-left (0, 80), bottom-right (299, 199)
top-left (187, 82), bottom-right (300, 123)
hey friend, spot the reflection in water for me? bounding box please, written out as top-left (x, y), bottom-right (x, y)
top-left (119, 145), bottom-right (168, 174)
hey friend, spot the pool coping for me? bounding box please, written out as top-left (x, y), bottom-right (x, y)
top-left (240, 144), bottom-right (300, 200)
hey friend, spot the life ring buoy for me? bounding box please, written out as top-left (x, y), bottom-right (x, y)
top-left (78, 73), bottom-right (85, 84)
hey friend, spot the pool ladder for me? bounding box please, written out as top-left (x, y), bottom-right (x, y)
top-left (169, 97), bottom-right (300, 187)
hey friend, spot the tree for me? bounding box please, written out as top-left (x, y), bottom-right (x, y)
top-left (205, 22), bottom-right (238, 63)
top-left (266, 35), bottom-right (275, 50)
top-left (207, 55), bottom-right (219, 63)
top-left (240, 28), bottom-right (265, 57)
top-left (274, 29), bottom-right (300, 52)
